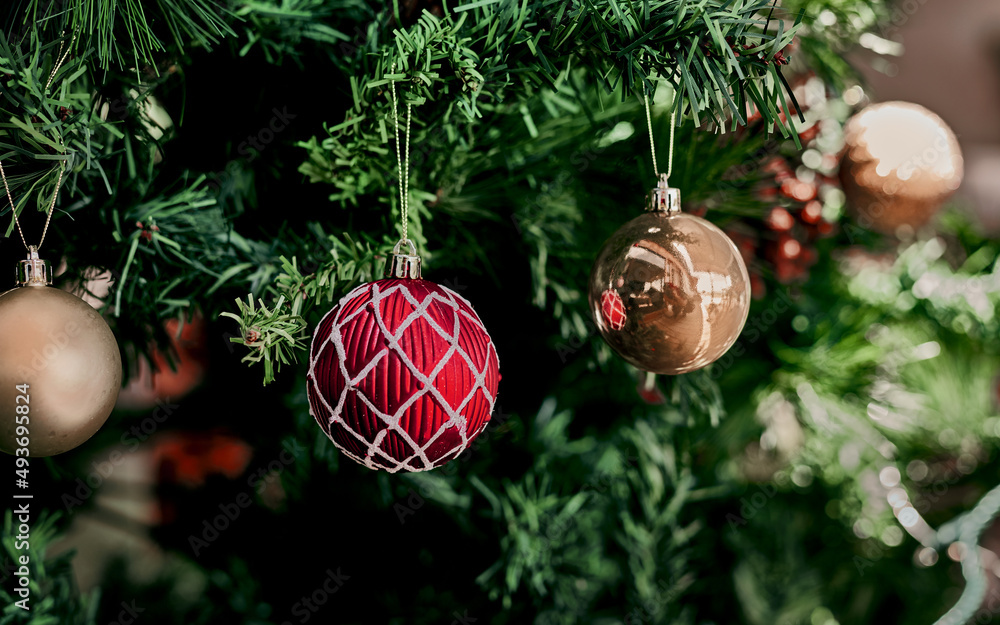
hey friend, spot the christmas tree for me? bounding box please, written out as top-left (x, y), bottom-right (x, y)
top-left (1, 1), bottom-right (999, 624)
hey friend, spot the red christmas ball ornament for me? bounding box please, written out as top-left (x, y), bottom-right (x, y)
top-left (600, 288), bottom-right (627, 331)
top-left (307, 242), bottom-right (500, 473)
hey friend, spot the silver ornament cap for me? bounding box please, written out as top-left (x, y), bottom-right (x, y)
top-left (646, 173), bottom-right (681, 215)
top-left (385, 239), bottom-right (421, 279)
top-left (16, 245), bottom-right (52, 286)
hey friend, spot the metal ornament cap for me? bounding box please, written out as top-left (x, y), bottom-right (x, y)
top-left (647, 175), bottom-right (681, 215)
top-left (17, 246), bottom-right (52, 286)
top-left (385, 239), bottom-right (422, 279)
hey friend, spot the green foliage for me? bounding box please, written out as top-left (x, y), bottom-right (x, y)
top-left (110, 175), bottom-right (235, 315)
top-left (233, 0), bottom-right (351, 65)
top-left (220, 294), bottom-right (309, 384)
top-left (777, 0), bottom-right (892, 89)
top-left (737, 218), bottom-right (1000, 624)
top-left (0, 30), bottom-right (124, 221)
top-left (472, 398), bottom-right (708, 624)
top-left (8, 1), bottom-right (998, 624)
top-left (299, 0), bottom-right (806, 206)
top-left (0, 512), bottom-right (96, 625)
top-left (21, 0), bottom-right (236, 76)
top-left (221, 228), bottom-right (382, 384)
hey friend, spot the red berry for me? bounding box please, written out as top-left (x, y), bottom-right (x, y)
top-left (798, 124), bottom-right (821, 144)
top-left (767, 207), bottom-right (795, 232)
top-left (779, 236), bottom-right (802, 260)
top-left (781, 178), bottom-right (817, 202)
top-left (801, 200), bottom-right (823, 224)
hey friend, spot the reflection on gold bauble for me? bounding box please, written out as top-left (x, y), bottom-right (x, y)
top-left (0, 284), bottom-right (122, 456)
top-left (840, 101), bottom-right (963, 234)
top-left (589, 182), bottom-right (750, 374)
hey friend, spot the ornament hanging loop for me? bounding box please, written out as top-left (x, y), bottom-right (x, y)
top-left (643, 77), bottom-right (680, 215)
top-left (386, 238), bottom-right (422, 280)
top-left (16, 245), bottom-right (52, 286)
top-left (646, 173), bottom-right (681, 215)
top-left (0, 159), bottom-right (67, 253)
top-left (643, 81), bottom-right (678, 185)
top-left (390, 63), bottom-right (413, 245)
top-left (1, 32), bottom-right (74, 253)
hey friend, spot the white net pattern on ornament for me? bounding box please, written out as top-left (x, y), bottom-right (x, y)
top-left (308, 280), bottom-right (498, 473)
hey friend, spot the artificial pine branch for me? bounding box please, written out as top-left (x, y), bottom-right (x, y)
top-left (11, 1), bottom-right (995, 623)
top-left (233, 0), bottom-right (353, 64)
top-left (21, 0), bottom-right (237, 76)
top-left (0, 511), bottom-right (97, 624)
top-left (220, 294), bottom-right (309, 384)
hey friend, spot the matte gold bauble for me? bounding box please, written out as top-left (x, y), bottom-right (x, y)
top-left (840, 101), bottom-right (964, 234)
top-left (0, 249), bottom-right (122, 457)
top-left (589, 179), bottom-right (750, 375)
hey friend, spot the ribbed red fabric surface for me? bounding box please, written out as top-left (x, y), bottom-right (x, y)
top-left (307, 278), bottom-right (500, 472)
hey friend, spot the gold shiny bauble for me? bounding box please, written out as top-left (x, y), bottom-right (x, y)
top-left (589, 183), bottom-right (750, 374)
top-left (0, 284), bottom-right (122, 456)
top-left (840, 101), bottom-right (964, 234)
